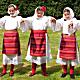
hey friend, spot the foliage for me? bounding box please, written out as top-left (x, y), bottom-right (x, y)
top-left (0, 0), bottom-right (80, 18)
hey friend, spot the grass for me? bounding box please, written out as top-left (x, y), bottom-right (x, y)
top-left (0, 29), bottom-right (80, 80)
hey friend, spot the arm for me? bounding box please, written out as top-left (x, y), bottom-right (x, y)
top-left (17, 16), bottom-right (32, 32)
top-left (48, 16), bottom-right (63, 32)
top-left (55, 19), bottom-right (63, 32)
top-left (0, 16), bottom-right (6, 29)
top-left (68, 18), bottom-right (79, 34)
top-left (47, 16), bottom-right (56, 32)
top-left (76, 20), bottom-right (80, 30)
top-left (20, 17), bottom-right (33, 32)
top-left (0, 22), bottom-right (5, 28)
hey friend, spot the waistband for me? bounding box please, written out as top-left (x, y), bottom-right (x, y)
top-left (31, 30), bottom-right (47, 34)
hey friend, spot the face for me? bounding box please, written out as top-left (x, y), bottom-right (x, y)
top-left (8, 7), bottom-right (16, 16)
top-left (63, 11), bottom-right (70, 20)
top-left (37, 10), bottom-right (44, 17)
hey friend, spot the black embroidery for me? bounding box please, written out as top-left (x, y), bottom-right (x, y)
top-left (64, 19), bottom-right (66, 21)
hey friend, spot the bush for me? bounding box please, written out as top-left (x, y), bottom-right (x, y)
top-left (0, 0), bottom-right (80, 18)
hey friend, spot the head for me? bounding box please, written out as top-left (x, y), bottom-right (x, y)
top-left (36, 8), bottom-right (44, 17)
top-left (34, 6), bottom-right (46, 18)
top-left (8, 4), bottom-right (19, 17)
top-left (63, 9), bottom-right (70, 20)
top-left (63, 7), bottom-right (74, 20)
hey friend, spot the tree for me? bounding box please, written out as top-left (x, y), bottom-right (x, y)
top-left (0, 0), bottom-right (80, 18)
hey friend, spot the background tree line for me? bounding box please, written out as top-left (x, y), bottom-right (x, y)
top-left (0, 0), bottom-right (80, 19)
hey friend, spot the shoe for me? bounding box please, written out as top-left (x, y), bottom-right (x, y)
top-left (61, 73), bottom-right (67, 78)
top-left (42, 73), bottom-right (48, 77)
top-left (9, 72), bottom-right (14, 77)
top-left (0, 73), bottom-right (7, 77)
top-left (70, 74), bottom-right (75, 79)
top-left (29, 73), bottom-right (35, 77)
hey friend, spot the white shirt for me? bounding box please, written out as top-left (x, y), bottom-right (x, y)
top-left (0, 16), bottom-right (22, 30)
top-left (56, 18), bottom-right (80, 35)
top-left (23, 16), bottom-right (55, 31)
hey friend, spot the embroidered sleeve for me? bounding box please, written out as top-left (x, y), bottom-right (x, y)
top-left (20, 17), bottom-right (33, 32)
top-left (46, 16), bottom-right (56, 32)
top-left (0, 16), bottom-right (6, 29)
top-left (76, 20), bottom-right (80, 30)
top-left (55, 19), bottom-right (63, 31)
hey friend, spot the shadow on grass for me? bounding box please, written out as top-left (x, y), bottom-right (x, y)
top-left (47, 65), bottom-right (61, 75)
top-left (75, 66), bottom-right (80, 77)
top-left (15, 63), bottom-right (31, 75)
top-left (36, 64), bottom-right (61, 75)
top-left (14, 63), bottom-right (40, 75)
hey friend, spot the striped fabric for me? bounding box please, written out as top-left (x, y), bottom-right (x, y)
top-left (30, 30), bottom-right (46, 57)
top-left (2, 30), bottom-right (21, 55)
top-left (60, 33), bottom-right (76, 60)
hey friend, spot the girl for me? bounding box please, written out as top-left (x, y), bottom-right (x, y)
top-left (56, 7), bottom-right (80, 79)
top-left (0, 4), bottom-right (23, 77)
top-left (23, 6), bottom-right (56, 76)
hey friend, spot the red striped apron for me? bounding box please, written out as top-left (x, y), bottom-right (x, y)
top-left (2, 30), bottom-right (21, 55)
top-left (30, 30), bottom-right (47, 57)
top-left (60, 33), bottom-right (76, 60)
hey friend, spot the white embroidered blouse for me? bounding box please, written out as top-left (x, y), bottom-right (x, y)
top-left (22, 16), bottom-right (55, 32)
top-left (0, 16), bottom-right (22, 30)
top-left (55, 18), bottom-right (80, 35)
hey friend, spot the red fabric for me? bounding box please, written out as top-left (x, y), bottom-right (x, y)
top-left (41, 63), bottom-right (47, 75)
top-left (32, 63), bottom-right (37, 74)
top-left (10, 64), bottom-right (14, 75)
top-left (15, 6), bottom-right (18, 11)
top-left (40, 6), bottom-right (46, 12)
top-left (2, 30), bottom-right (21, 55)
top-left (30, 30), bottom-right (47, 56)
top-left (62, 65), bottom-right (67, 74)
top-left (60, 33), bottom-right (76, 60)
top-left (2, 65), bottom-right (7, 74)
top-left (70, 65), bottom-right (74, 74)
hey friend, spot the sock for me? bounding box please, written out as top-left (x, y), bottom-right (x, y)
top-left (2, 64), bottom-right (7, 74)
top-left (31, 63), bottom-right (37, 74)
top-left (10, 64), bottom-right (14, 75)
top-left (62, 65), bottom-right (67, 74)
top-left (41, 63), bottom-right (47, 75)
top-left (70, 65), bottom-right (74, 75)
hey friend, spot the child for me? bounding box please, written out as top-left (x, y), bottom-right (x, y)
top-left (0, 4), bottom-right (23, 77)
top-left (56, 7), bottom-right (80, 79)
top-left (23, 6), bottom-right (56, 76)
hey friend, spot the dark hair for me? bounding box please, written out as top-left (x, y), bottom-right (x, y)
top-left (63, 9), bottom-right (70, 13)
top-left (37, 7), bottom-right (41, 12)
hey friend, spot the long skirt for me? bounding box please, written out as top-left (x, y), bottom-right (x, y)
top-left (56, 33), bottom-right (80, 66)
top-left (60, 33), bottom-right (76, 60)
top-left (2, 30), bottom-right (21, 65)
top-left (25, 32), bottom-right (52, 65)
top-left (30, 30), bottom-right (46, 57)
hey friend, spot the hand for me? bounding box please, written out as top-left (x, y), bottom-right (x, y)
top-left (20, 19), bottom-right (25, 23)
top-left (0, 22), bottom-right (5, 26)
top-left (50, 17), bottom-right (56, 23)
top-left (68, 21), bottom-right (73, 28)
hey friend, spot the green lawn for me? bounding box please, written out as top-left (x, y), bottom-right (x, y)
top-left (0, 29), bottom-right (80, 80)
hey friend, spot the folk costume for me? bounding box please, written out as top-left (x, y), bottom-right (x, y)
top-left (0, 4), bottom-right (22, 76)
top-left (56, 7), bottom-right (80, 78)
top-left (23, 6), bottom-right (55, 76)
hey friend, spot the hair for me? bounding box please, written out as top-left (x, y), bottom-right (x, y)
top-left (36, 7), bottom-right (41, 12)
top-left (63, 9), bottom-right (70, 13)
